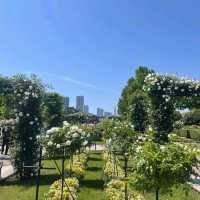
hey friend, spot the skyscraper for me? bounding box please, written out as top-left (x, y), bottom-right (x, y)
top-left (64, 96), bottom-right (69, 109)
top-left (76, 96), bottom-right (84, 112)
top-left (104, 112), bottom-right (112, 117)
top-left (97, 108), bottom-right (104, 117)
top-left (84, 105), bottom-right (89, 114)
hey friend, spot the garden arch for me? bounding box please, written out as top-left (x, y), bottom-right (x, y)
top-left (0, 75), bottom-right (44, 178)
top-left (144, 73), bottom-right (200, 142)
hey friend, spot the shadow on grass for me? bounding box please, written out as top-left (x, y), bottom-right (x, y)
top-left (88, 157), bottom-right (102, 162)
top-left (0, 174), bottom-right (60, 187)
top-left (87, 167), bottom-right (102, 172)
top-left (80, 179), bottom-right (104, 190)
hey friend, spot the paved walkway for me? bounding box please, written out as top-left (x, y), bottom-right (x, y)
top-left (0, 154), bottom-right (14, 179)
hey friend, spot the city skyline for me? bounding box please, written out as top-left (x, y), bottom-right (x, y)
top-left (64, 95), bottom-right (113, 115)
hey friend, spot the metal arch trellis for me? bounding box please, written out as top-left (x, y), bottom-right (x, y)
top-left (23, 145), bottom-right (76, 200)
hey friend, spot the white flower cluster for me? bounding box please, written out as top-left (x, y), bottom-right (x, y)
top-left (144, 73), bottom-right (200, 102)
top-left (37, 122), bottom-right (91, 156)
top-left (13, 80), bottom-right (41, 128)
top-left (14, 111), bottom-right (39, 126)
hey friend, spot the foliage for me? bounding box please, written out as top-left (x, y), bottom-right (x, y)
top-left (97, 118), bottom-right (117, 140)
top-left (66, 153), bottom-right (88, 180)
top-left (129, 91), bottom-right (149, 132)
top-left (105, 179), bottom-right (145, 200)
top-left (183, 109), bottom-right (200, 125)
top-left (64, 112), bottom-right (99, 124)
top-left (174, 125), bottom-right (200, 140)
top-left (67, 162), bottom-right (85, 180)
top-left (45, 177), bottom-right (79, 200)
top-left (103, 152), bottom-right (124, 182)
top-left (44, 92), bottom-right (64, 129)
top-left (11, 74), bottom-right (45, 178)
top-left (118, 66), bottom-right (154, 118)
top-left (131, 141), bottom-right (199, 200)
top-left (38, 122), bottom-right (90, 159)
top-left (144, 73), bottom-right (200, 142)
top-left (106, 121), bottom-right (136, 155)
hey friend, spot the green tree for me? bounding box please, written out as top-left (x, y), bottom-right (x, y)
top-left (118, 66), bottom-right (154, 118)
top-left (129, 91), bottom-right (149, 132)
top-left (44, 92), bottom-right (64, 128)
top-left (132, 141), bottom-right (198, 200)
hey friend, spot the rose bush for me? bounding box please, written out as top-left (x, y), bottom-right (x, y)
top-left (45, 177), bottom-right (79, 200)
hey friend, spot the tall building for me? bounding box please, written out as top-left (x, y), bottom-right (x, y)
top-left (64, 96), bottom-right (69, 109)
top-left (104, 112), bottom-right (112, 117)
top-left (76, 96), bottom-right (84, 112)
top-left (84, 105), bottom-right (89, 114)
top-left (97, 108), bottom-right (104, 117)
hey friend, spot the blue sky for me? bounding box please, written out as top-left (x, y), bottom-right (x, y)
top-left (0, 1), bottom-right (200, 114)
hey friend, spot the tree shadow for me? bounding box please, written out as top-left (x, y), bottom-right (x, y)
top-left (87, 167), bottom-right (102, 172)
top-left (88, 157), bottom-right (102, 162)
top-left (80, 179), bottom-right (104, 190)
top-left (0, 174), bottom-right (60, 187)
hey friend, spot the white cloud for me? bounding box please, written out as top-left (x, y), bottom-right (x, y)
top-left (26, 71), bottom-right (118, 94)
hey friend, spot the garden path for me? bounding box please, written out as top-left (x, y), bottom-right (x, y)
top-left (0, 154), bottom-right (14, 180)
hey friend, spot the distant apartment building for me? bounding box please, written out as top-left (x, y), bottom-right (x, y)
top-left (64, 96), bottom-right (70, 109)
top-left (84, 105), bottom-right (89, 114)
top-left (76, 96), bottom-right (84, 112)
top-left (104, 112), bottom-right (112, 118)
top-left (114, 107), bottom-right (118, 116)
top-left (97, 108), bottom-right (104, 117)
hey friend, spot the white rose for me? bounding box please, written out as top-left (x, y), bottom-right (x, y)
top-left (83, 141), bottom-right (88, 146)
top-left (47, 141), bottom-right (53, 146)
top-left (73, 132), bottom-right (79, 138)
top-left (19, 112), bottom-right (23, 117)
top-left (66, 140), bottom-right (71, 146)
top-left (56, 144), bottom-right (61, 149)
top-left (63, 121), bottom-right (70, 128)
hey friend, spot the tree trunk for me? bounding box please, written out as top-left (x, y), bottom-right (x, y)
top-left (156, 187), bottom-right (159, 200)
top-left (124, 156), bottom-right (128, 200)
top-left (61, 158), bottom-right (65, 200)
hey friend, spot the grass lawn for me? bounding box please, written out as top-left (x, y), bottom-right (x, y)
top-left (0, 151), bottom-right (199, 200)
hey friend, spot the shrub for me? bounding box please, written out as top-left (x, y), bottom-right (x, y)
top-left (103, 154), bottom-right (124, 182)
top-left (66, 162), bottom-right (85, 180)
top-left (45, 177), bottom-right (79, 200)
top-left (105, 179), bottom-right (144, 200)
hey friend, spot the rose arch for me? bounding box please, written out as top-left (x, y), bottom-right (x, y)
top-left (0, 74), bottom-right (44, 178)
top-left (144, 73), bottom-right (200, 142)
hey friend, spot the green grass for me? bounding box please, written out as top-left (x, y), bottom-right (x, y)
top-left (0, 151), bottom-right (200, 200)
top-left (79, 151), bottom-right (105, 200)
top-left (175, 125), bottom-right (200, 141)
